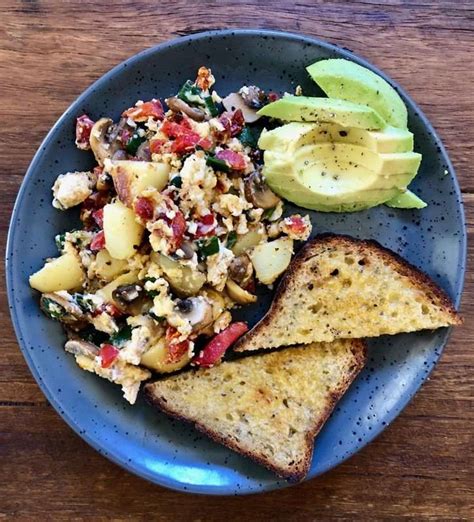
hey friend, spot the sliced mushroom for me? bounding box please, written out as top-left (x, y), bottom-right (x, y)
top-left (225, 279), bottom-right (257, 305)
top-left (112, 283), bottom-right (149, 316)
top-left (40, 292), bottom-right (87, 330)
top-left (64, 338), bottom-right (99, 358)
top-left (173, 241), bottom-right (195, 260)
top-left (222, 92), bottom-right (260, 123)
top-left (228, 254), bottom-right (253, 286)
top-left (244, 170), bottom-right (281, 209)
top-left (89, 118), bottom-right (123, 166)
top-left (174, 297), bottom-right (213, 331)
top-left (135, 141), bottom-right (151, 161)
top-left (165, 97), bottom-right (207, 122)
top-left (239, 85), bottom-right (267, 110)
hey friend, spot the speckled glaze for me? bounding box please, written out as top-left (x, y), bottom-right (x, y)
top-left (6, 30), bottom-right (466, 495)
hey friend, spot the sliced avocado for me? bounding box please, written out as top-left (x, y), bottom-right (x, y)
top-left (257, 95), bottom-right (386, 130)
top-left (259, 122), bottom-right (414, 154)
top-left (262, 143), bottom-right (420, 213)
top-left (385, 190), bottom-right (427, 209)
top-left (307, 59), bottom-right (408, 129)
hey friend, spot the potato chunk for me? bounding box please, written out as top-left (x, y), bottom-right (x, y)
top-left (103, 200), bottom-right (144, 260)
top-left (105, 160), bottom-right (170, 207)
top-left (29, 251), bottom-right (84, 292)
top-left (250, 237), bottom-right (294, 285)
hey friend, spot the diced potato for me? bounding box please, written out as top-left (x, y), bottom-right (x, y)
top-left (90, 248), bottom-right (128, 282)
top-left (105, 160), bottom-right (170, 207)
top-left (225, 279), bottom-right (257, 304)
top-left (232, 227), bottom-right (267, 256)
top-left (140, 337), bottom-right (191, 373)
top-left (152, 253), bottom-right (206, 297)
top-left (250, 237), bottom-right (294, 285)
top-left (103, 200), bottom-right (144, 260)
top-left (96, 271), bottom-right (139, 302)
top-left (29, 251), bottom-right (84, 292)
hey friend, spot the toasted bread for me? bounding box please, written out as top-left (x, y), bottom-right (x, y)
top-left (234, 234), bottom-right (461, 352)
top-left (145, 339), bottom-right (367, 481)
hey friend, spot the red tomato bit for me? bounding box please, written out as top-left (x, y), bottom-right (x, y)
top-left (99, 344), bottom-right (120, 368)
top-left (123, 99), bottom-right (164, 122)
top-left (75, 115), bottom-right (95, 150)
top-left (193, 322), bottom-right (248, 368)
top-left (194, 213), bottom-right (217, 237)
top-left (92, 208), bottom-right (104, 228)
top-left (215, 149), bottom-right (247, 171)
top-left (134, 197), bottom-right (155, 222)
top-left (90, 230), bottom-right (105, 252)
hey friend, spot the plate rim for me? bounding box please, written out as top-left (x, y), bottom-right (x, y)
top-left (6, 28), bottom-right (467, 495)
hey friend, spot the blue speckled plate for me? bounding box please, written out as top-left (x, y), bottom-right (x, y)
top-left (6, 30), bottom-right (466, 495)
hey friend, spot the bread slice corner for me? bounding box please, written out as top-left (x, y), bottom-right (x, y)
top-left (234, 234), bottom-right (461, 353)
top-left (145, 338), bottom-right (367, 481)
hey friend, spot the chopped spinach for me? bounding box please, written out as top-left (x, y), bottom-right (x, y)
top-left (238, 126), bottom-right (263, 148)
top-left (197, 236), bottom-right (220, 258)
top-left (226, 231), bottom-right (237, 249)
top-left (109, 324), bottom-right (133, 347)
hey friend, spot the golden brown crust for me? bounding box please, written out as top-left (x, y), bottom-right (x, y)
top-left (234, 234), bottom-right (462, 352)
top-left (111, 166), bottom-right (133, 207)
top-left (144, 339), bottom-right (368, 482)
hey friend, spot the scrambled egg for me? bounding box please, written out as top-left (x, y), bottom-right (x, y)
top-left (52, 171), bottom-right (94, 210)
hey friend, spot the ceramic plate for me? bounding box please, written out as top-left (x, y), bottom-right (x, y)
top-left (6, 30), bottom-right (466, 495)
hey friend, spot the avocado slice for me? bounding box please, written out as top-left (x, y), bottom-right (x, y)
top-left (257, 96), bottom-right (386, 130)
top-left (262, 143), bottom-right (420, 213)
top-left (307, 59), bottom-right (408, 129)
top-left (385, 190), bottom-right (427, 209)
top-left (259, 122), bottom-right (414, 154)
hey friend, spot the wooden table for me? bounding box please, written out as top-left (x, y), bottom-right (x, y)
top-left (1, 1), bottom-right (473, 519)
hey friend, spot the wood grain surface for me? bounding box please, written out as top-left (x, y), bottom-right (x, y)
top-left (1, 1), bottom-right (473, 519)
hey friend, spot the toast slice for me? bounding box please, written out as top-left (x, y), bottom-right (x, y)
top-left (145, 339), bottom-right (367, 481)
top-left (234, 234), bottom-right (461, 353)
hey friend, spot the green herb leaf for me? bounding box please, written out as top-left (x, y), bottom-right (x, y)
top-left (197, 236), bottom-right (220, 258)
top-left (126, 133), bottom-right (146, 155)
top-left (204, 96), bottom-right (219, 117)
top-left (177, 80), bottom-right (204, 106)
top-left (238, 126), bottom-right (263, 148)
top-left (262, 207), bottom-right (276, 220)
top-left (41, 297), bottom-right (65, 320)
top-left (55, 233), bottom-right (66, 252)
top-left (79, 325), bottom-right (108, 346)
top-left (169, 176), bottom-right (182, 188)
top-left (206, 155), bottom-right (230, 172)
top-left (109, 324), bottom-right (133, 347)
top-left (226, 231), bottom-right (237, 249)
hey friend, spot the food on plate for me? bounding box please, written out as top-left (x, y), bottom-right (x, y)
top-left (259, 126), bottom-right (421, 212)
top-left (385, 189), bottom-right (427, 209)
top-left (257, 59), bottom-right (426, 210)
top-left (258, 121), bottom-right (414, 154)
top-left (258, 96), bottom-right (387, 130)
top-left (145, 338), bottom-right (367, 481)
top-left (234, 235), bottom-right (462, 352)
top-left (29, 66), bottom-right (313, 403)
top-left (306, 58), bottom-right (408, 129)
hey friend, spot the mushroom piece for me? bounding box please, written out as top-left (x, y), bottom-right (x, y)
top-left (165, 97), bottom-right (207, 122)
top-left (244, 170), bottom-right (281, 209)
top-left (135, 141), bottom-right (151, 161)
top-left (222, 92), bottom-right (260, 123)
top-left (175, 297), bottom-right (213, 331)
top-left (89, 118), bottom-right (123, 166)
top-left (64, 338), bottom-right (99, 358)
top-left (225, 279), bottom-right (257, 305)
top-left (40, 292), bottom-right (88, 330)
top-left (112, 283), bottom-right (150, 316)
top-left (228, 254), bottom-right (253, 287)
top-left (239, 85), bottom-right (267, 110)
